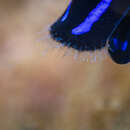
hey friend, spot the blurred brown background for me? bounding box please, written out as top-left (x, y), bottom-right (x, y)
top-left (0, 0), bottom-right (130, 130)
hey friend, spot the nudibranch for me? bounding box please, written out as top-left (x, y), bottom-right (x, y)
top-left (49, 0), bottom-right (121, 51)
top-left (40, 0), bottom-right (130, 64)
top-left (107, 7), bottom-right (130, 64)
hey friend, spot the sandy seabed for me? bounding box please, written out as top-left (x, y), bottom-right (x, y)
top-left (0, 0), bottom-right (130, 130)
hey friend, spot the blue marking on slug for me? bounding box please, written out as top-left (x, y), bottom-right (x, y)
top-left (61, 1), bottom-right (72, 22)
top-left (122, 40), bottom-right (128, 51)
top-left (113, 38), bottom-right (119, 50)
top-left (110, 38), bottom-right (128, 52)
top-left (72, 0), bottom-right (112, 35)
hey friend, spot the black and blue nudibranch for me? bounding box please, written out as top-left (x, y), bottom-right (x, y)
top-left (50, 0), bottom-right (122, 51)
top-left (107, 7), bottom-right (130, 64)
top-left (48, 0), bottom-right (130, 64)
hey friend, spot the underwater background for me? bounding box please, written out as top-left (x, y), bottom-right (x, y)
top-left (0, 0), bottom-right (130, 130)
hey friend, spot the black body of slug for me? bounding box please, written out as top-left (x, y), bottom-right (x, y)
top-left (108, 7), bottom-right (130, 64)
top-left (49, 0), bottom-right (129, 52)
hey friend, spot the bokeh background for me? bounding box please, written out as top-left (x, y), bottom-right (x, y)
top-left (0, 0), bottom-right (130, 130)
